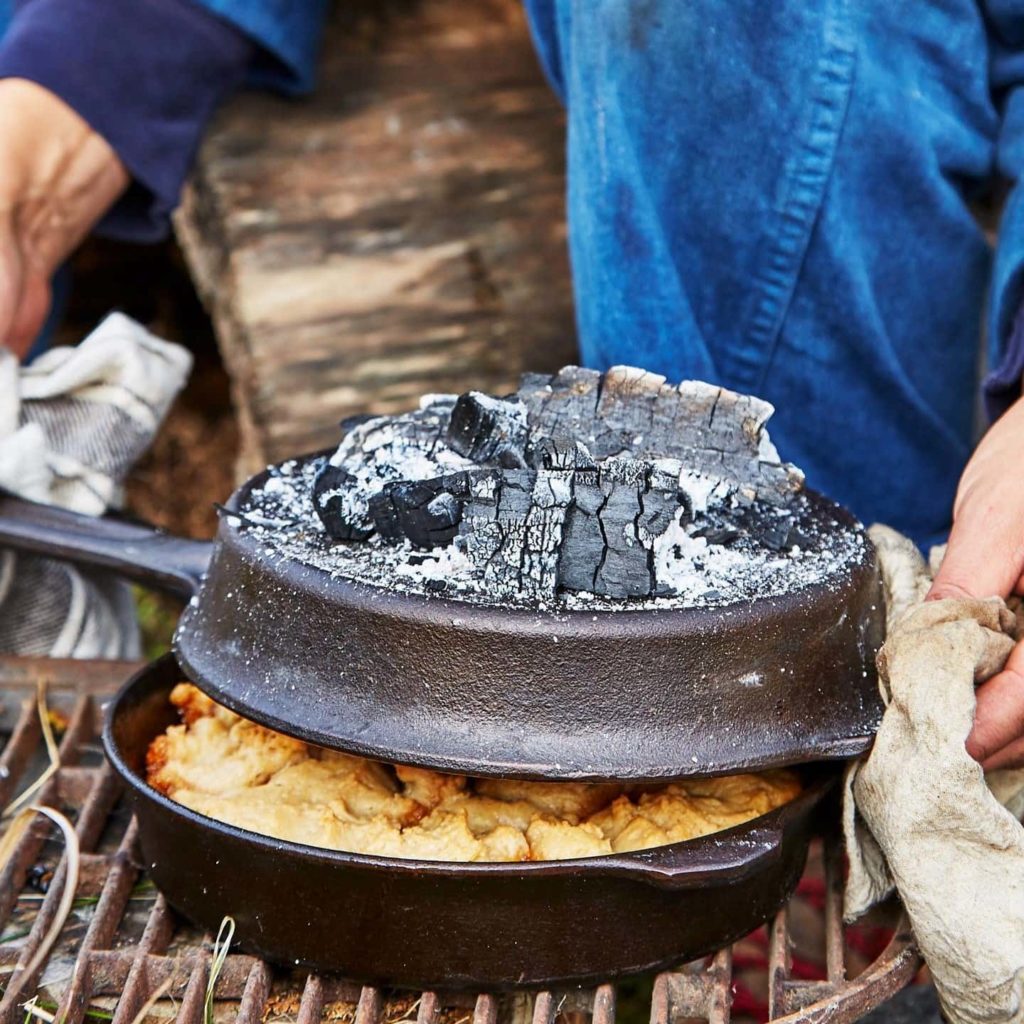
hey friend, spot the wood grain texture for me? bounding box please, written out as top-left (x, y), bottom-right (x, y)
top-left (175, 0), bottom-right (575, 475)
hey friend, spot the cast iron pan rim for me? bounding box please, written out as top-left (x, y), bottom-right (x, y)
top-left (104, 655), bottom-right (834, 881)
top-left (166, 643), bottom-right (879, 782)
top-left (218, 455), bottom-right (872, 632)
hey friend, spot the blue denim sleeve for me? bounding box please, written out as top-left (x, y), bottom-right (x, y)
top-left (984, 1), bottom-right (1024, 416)
top-left (0, 0), bottom-right (328, 241)
top-left (0, 0), bottom-right (255, 241)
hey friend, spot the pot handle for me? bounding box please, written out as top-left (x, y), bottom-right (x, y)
top-left (592, 826), bottom-right (784, 890)
top-left (0, 493), bottom-right (212, 599)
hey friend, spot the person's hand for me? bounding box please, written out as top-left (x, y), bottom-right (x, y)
top-left (0, 78), bottom-right (129, 359)
top-left (928, 395), bottom-right (1024, 770)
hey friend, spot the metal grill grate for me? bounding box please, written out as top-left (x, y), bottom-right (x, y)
top-left (0, 657), bottom-right (919, 1024)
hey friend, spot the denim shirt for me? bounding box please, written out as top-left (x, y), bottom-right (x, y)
top-left (4, 0), bottom-right (1024, 547)
top-left (524, 0), bottom-right (1024, 548)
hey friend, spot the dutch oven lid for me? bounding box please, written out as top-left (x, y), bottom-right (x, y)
top-left (173, 366), bottom-right (886, 781)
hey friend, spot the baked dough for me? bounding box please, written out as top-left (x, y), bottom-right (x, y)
top-left (147, 684), bottom-right (802, 862)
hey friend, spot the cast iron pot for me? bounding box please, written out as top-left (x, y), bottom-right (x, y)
top-left (1, 455), bottom-right (885, 780)
top-left (104, 655), bottom-right (838, 989)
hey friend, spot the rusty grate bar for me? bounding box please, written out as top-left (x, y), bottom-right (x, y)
top-left (0, 656), bottom-right (920, 1024)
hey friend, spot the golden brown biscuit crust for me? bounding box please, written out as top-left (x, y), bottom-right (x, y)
top-left (148, 685), bottom-right (801, 863)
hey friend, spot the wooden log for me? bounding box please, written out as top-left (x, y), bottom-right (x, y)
top-left (175, 0), bottom-right (574, 478)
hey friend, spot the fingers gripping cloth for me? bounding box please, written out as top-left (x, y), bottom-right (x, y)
top-left (0, 314), bottom-right (192, 657)
top-left (845, 524), bottom-right (1024, 1024)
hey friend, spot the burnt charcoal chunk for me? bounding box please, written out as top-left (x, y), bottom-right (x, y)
top-left (760, 522), bottom-right (793, 552)
top-left (555, 463), bottom-right (683, 598)
top-left (369, 479), bottom-right (465, 549)
top-left (557, 477), bottom-right (660, 598)
top-left (528, 438), bottom-right (598, 474)
top-left (446, 392), bottom-right (528, 467)
top-left (557, 495), bottom-right (606, 594)
top-left (313, 463), bottom-right (373, 541)
top-left (338, 413), bottom-right (376, 436)
top-left (459, 469), bottom-right (569, 600)
top-left (517, 366), bottom-right (604, 446)
top-left (728, 502), bottom-right (824, 554)
top-left (591, 483), bottom-right (656, 597)
top-left (692, 525), bottom-right (742, 546)
top-left (517, 366), bottom-right (803, 505)
top-left (639, 488), bottom-right (684, 541)
top-left (730, 505), bottom-right (796, 552)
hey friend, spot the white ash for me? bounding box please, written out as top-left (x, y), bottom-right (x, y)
top-left (678, 469), bottom-right (733, 516)
top-left (237, 456), bottom-right (866, 611)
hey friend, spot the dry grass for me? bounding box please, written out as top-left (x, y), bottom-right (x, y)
top-left (0, 685), bottom-right (80, 996)
top-left (262, 993), bottom-right (474, 1024)
top-left (205, 918), bottom-right (236, 1024)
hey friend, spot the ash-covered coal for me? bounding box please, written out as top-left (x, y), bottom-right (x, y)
top-left (294, 365), bottom-right (834, 604)
top-left (235, 366), bottom-right (866, 609)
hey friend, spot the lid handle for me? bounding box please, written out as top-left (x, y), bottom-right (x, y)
top-left (0, 492), bottom-right (211, 599)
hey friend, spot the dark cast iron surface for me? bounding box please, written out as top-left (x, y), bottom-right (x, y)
top-left (175, 461), bottom-right (886, 780)
top-left (0, 456), bottom-right (886, 781)
top-left (105, 656), bottom-right (837, 988)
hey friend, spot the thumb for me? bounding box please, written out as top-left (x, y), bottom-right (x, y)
top-left (6, 271), bottom-right (51, 360)
top-left (928, 507), bottom-right (1023, 602)
top-left (0, 211), bottom-right (51, 360)
top-left (0, 212), bottom-right (28, 356)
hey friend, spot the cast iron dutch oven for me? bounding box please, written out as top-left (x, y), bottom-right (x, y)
top-left (104, 654), bottom-right (838, 988)
top-left (0, 454), bottom-right (885, 780)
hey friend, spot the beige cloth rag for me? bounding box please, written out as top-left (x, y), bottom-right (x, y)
top-left (844, 524), bottom-right (1024, 1024)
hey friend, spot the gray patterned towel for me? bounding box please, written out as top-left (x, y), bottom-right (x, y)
top-left (0, 313), bottom-right (192, 657)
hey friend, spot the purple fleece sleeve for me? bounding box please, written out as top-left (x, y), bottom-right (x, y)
top-left (0, 0), bottom-right (255, 242)
top-left (985, 300), bottom-right (1024, 420)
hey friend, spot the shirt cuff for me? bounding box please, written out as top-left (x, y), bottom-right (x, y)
top-left (0, 0), bottom-right (254, 242)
